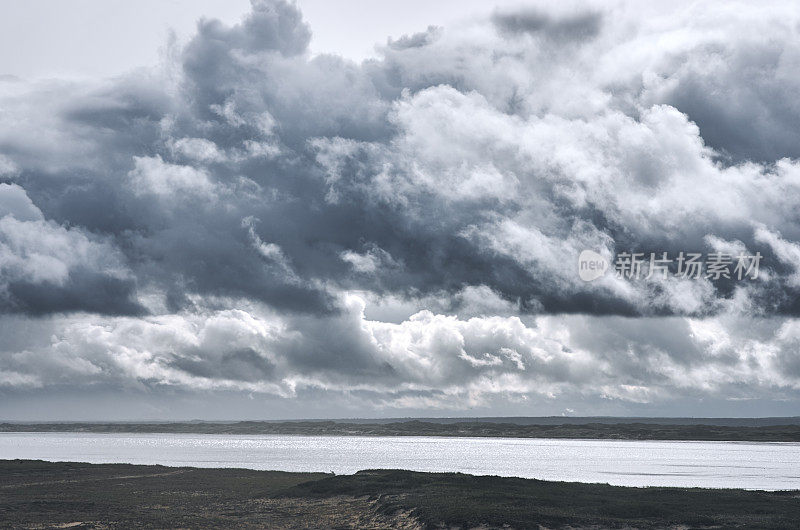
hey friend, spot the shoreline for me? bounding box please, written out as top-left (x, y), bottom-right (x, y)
top-left (5, 429), bottom-right (800, 446)
top-left (2, 456), bottom-right (796, 493)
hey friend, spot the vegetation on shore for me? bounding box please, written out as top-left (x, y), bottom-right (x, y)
top-left (283, 468), bottom-right (800, 529)
top-left (3, 419), bottom-right (800, 441)
top-left (2, 460), bottom-right (800, 529)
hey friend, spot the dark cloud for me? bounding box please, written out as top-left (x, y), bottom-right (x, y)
top-left (387, 26), bottom-right (442, 50)
top-left (5, 271), bottom-right (144, 317)
top-left (171, 347), bottom-right (277, 383)
top-left (644, 40), bottom-right (800, 163)
top-left (492, 9), bottom-right (602, 42)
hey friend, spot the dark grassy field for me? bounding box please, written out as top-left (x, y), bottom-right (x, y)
top-left (2, 460), bottom-right (800, 529)
top-left (3, 419), bottom-right (800, 441)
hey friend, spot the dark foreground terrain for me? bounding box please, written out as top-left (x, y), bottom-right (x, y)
top-left (4, 419), bottom-right (800, 441)
top-left (1, 460), bottom-right (799, 529)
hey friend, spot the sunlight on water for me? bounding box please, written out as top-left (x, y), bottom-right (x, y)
top-left (2, 433), bottom-right (799, 490)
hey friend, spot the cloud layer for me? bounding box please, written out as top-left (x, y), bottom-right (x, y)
top-left (2, 0), bottom-right (800, 418)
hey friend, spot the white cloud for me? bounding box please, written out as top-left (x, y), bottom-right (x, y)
top-left (0, 208), bottom-right (127, 287)
top-left (128, 155), bottom-right (214, 197)
top-left (168, 137), bottom-right (226, 163)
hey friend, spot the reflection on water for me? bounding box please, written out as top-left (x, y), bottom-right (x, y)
top-left (1, 432), bottom-right (798, 490)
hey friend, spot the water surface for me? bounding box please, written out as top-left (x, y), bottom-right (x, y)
top-left (1, 432), bottom-right (798, 490)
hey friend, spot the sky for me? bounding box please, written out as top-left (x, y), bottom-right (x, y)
top-left (0, 0), bottom-right (519, 79)
top-left (2, 0), bottom-right (800, 420)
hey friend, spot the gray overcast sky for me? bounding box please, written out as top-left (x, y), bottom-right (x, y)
top-left (2, 0), bottom-right (800, 420)
top-left (0, 0), bottom-right (519, 79)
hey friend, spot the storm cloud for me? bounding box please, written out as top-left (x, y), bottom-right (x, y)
top-left (2, 0), bottom-right (800, 418)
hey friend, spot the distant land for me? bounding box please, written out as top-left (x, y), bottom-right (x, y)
top-left (286, 416), bottom-right (800, 427)
top-left (3, 459), bottom-right (800, 528)
top-left (6, 416), bottom-right (800, 426)
top-left (3, 417), bottom-right (800, 441)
